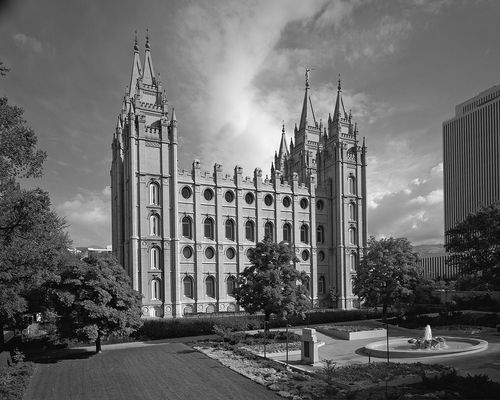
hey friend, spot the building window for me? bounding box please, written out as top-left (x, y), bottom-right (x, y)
top-left (204, 218), bottom-right (214, 240)
top-left (317, 200), bottom-right (324, 210)
top-left (245, 220), bottom-right (255, 241)
top-left (149, 182), bottom-right (160, 205)
top-left (348, 202), bottom-right (356, 220)
top-left (264, 194), bottom-right (273, 206)
top-left (300, 224), bottom-right (309, 244)
top-left (318, 250), bottom-right (325, 262)
top-left (300, 198), bottom-right (309, 209)
top-left (225, 219), bottom-right (235, 241)
top-left (183, 276), bottom-right (193, 298)
top-left (182, 216), bottom-right (192, 239)
top-left (181, 186), bottom-right (192, 199)
top-left (183, 305), bottom-right (193, 315)
top-left (206, 276), bottom-right (215, 298)
top-left (318, 276), bottom-right (326, 294)
top-left (349, 227), bottom-right (356, 245)
top-left (205, 246), bottom-right (215, 259)
top-left (204, 188), bottom-right (214, 201)
top-left (151, 279), bottom-right (161, 300)
top-left (150, 214), bottom-right (160, 236)
top-left (348, 176), bottom-right (356, 195)
top-left (225, 190), bottom-right (235, 203)
top-left (301, 250), bottom-right (309, 261)
top-left (227, 276), bottom-right (236, 296)
top-left (245, 192), bottom-right (254, 204)
top-left (350, 252), bottom-right (357, 271)
top-left (282, 223), bottom-right (292, 243)
top-left (226, 247), bottom-right (236, 260)
top-left (183, 246), bottom-right (193, 259)
top-left (264, 221), bottom-right (274, 241)
top-left (282, 196), bottom-right (291, 208)
top-left (206, 304), bottom-right (215, 313)
top-left (150, 246), bottom-right (160, 269)
top-left (316, 225), bottom-right (324, 244)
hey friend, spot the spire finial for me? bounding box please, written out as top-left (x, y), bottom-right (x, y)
top-left (282, 120), bottom-right (285, 134)
top-left (305, 68), bottom-right (310, 88)
top-left (145, 29), bottom-right (150, 49)
top-left (337, 73), bottom-right (341, 91)
top-left (134, 31), bottom-right (138, 51)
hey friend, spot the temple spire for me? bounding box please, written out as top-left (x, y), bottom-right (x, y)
top-left (299, 68), bottom-right (317, 130)
top-left (128, 32), bottom-right (142, 96)
top-left (142, 29), bottom-right (156, 85)
top-left (278, 121), bottom-right (289, 158)
top-left (333, 74), bottom-right (347, 121)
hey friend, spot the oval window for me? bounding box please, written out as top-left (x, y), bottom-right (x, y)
top-left (300, 198), bottom-right (309, 209)
top-left (226, 247), bottom-right (236, 260)
top-left (205, 246), bottom-right (215, 259)
top-left (264, 194), bottom-right (273, 206)
top-left (301, 250), bottom-right (309, 261)
top-left (183, 246), bottom-right (193, 259)
top-left (317, 200), bottom-right (324, 210)
top-left (282, 196), bottom-right (291, 208)
top-left (245, 192), bottom-right (254, 204)
top-left (181, 186), bottom-right (192, 199)
top-left (225, 191), bottom-right (235, 203)
top-left (204, 188), bottom-right (214, 201)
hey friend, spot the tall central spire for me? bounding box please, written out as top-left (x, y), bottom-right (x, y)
top-left (299, 68), bottom-right (317, 130)
top-left (333, 75), bottom-right (347, 121)
top-left (128, 32), bottom-right (142, 96)
top-left (142, 29), bottom-right (156, 86)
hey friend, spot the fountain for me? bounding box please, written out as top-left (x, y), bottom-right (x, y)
top-left (364, 325), bottom-right (488, 359)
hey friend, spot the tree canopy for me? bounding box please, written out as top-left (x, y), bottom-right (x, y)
top-left (233, 239), bottom-right (311, 324)
top-left (50, 256), bottom-right (142, 352)
top-left (353, 236), bottom-right (420, 318)
top-left (445, 203), bottom-right (500, 290)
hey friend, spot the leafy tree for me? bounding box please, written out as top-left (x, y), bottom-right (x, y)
top-left (353, 236), bottom-right (420, 320)
top-left (233, 238), bottom-right (311, 328)
top-left (50, 256), bottom-right (142, 353)
top-left (445, 203), bottom-right (500, 290)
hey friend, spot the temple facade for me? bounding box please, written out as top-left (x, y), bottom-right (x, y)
top-left (111, 38), bottom-right (368, 318)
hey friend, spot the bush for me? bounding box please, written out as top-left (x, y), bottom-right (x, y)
top-left (423, 370), bottom-right (500, 399)
top-left (0, 350), bottom-right (34, 400)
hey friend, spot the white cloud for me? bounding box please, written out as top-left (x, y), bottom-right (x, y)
top-left (12, 33), bottom-right (43, 53)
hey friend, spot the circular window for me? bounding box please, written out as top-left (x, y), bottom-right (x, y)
top-left (245, 192), bottom-right (254, 204)
top-left (300, 198), bottom-right (309, 209)
top-left (264, 194), bottom-right (273, 206)
top-left (282, 196), bottom-right (291, 208)
top-left (206, 304), bottom-right (215, 313)
top-left (301, 250), bottom-right (309, 261)
top-left (318, 251), bottom-right (325, 262)
top-left (204, 188), bottom-right (214, 201)
top-left (246, 248), bottom-right (254, 259)
top-left (226, 247), bottom-right (236, 260)
top-left (181, 186), bottom-right (192, 199)
top-left (225, 191), bottom-right (234, 203)
top-left (317, 200), bottom-right (324, 210)
top-left (205, 246), bottom-right (215, 259)
top-left (182, 246), bottom-right (193, 259)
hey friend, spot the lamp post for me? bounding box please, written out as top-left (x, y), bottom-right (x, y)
top-left (263, 321), bottom-right (268, 359)
top-left (285, 323), bottom-right (289, 367)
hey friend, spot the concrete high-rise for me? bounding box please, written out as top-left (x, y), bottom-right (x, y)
top-left (443, 85), bottom-right (500, 234)
top-left (111, 37), bottom-right (368, 318)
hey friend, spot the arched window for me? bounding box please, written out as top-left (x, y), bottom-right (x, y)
top-left (245, 220), bottom-right (255, 241)
top-left (350, 252), bottom-right (357, 271)
top-left (282, 223), bottom-right (292, 243)
top-left (151, 279), bottom-right (161, 300)
top-left (150, 214), bottom-right (160, 236)
top-left (182, 216), bottom-right (192, 239)
top-left (348, 202), bottom-right (356, 221)
top-left (227, 276), bottom-right (236, 296)
top-left (348, 176), bottom-right (356, 195)
top-left (316, 225), bottom-right (324, 243)
top-left (204, 217), bottom-right (214, 240)
top-left (264, 221), bottom-right (274, 241)
top-left (183, 276), bottom-right (193, 298)
top-left (349, 227), bottom-right (356, 245)
top-left (149, 182), bottom-right (160, 205)
top-left (318, 276), bottom-right (326, 294)
top-left (225, 219), bottom-right (235, 241)
top-left (150, 246), bottom-right (160, 269)
top-left (300, 224), bottom-right (309, 244)
top-left (183, 305), bottom-right (193, 315)
top-left (206, 276), bottom-right (215, 298)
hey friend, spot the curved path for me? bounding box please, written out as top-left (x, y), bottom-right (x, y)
top-left (24, 342), bottom-right (281, 400)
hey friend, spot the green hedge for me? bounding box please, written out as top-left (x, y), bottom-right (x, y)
top-left (137, 309), bottom-right (384, 340)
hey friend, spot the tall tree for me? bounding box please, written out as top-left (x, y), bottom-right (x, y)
top-left (233, 239), bottom-right (311, 327)
top-left (50, 256), bottom-right (142, 353)
top-left (445, 203), bottom-right (500, 290)
top-left (353, 237), bottom-right (420, 319)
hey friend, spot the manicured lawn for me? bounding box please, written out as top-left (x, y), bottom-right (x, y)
top-left (24, 343), bottom-right (281, 400)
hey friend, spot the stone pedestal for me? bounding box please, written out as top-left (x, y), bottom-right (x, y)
top-left (301, 328), bottom-right (319, 365)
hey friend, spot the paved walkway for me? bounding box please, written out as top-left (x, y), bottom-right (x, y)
top-left (270, 320), bottom-right (500, 382)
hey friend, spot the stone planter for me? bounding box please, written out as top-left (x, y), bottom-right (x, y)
top-left (318, 327), bottom-right (387, 340)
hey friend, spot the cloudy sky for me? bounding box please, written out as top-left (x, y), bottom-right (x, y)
top-left (1, 0), bottom-right (499, 247)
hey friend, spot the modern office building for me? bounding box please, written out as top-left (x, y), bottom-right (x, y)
top-left (443, 85), bottom-right (500, 234)
top-left (111, 37), bottom-right (368, 318)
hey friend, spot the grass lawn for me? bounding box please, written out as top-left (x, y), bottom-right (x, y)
top-left (23, 343), bottom-right (281, 400)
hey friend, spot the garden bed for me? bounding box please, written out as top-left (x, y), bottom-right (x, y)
top-left (316, 325), bottom-right (387, 340)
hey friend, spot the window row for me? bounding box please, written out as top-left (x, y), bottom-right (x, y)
top-left (182, 275), bottom-right (237, 299)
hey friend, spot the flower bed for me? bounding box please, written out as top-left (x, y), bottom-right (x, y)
top-left (317, 325), bottom-right (387, 340)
